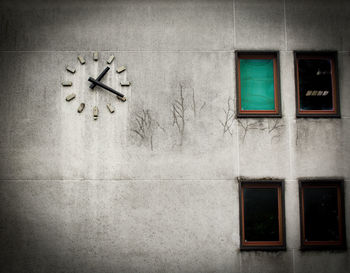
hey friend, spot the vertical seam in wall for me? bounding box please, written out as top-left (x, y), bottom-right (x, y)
top-left (283, 0), bottom-right (288, 50)
top-left (233, 0), bottom-right (236, 49)
top-left (233, 3), bottom-right (240, 269)
top-left (233, 0), bottom-right (240, 180)
top-left (233, 0), bottom-right (239, 180)
top-left (287, 116), bottom-right (294, 181)
top-left (92, 60), bottom-right (99, 179)
top-left (292, 248), bottom-right (296, 273)
top-left (236, 120), bottom-right (240, 178)
top-left (239, 251), bottom-right (242, 273)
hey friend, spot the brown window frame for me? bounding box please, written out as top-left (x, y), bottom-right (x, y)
top-left (299, 179), bottom-right (346, 250)
top-left (236, 51), bottom-right (282, 118)
top-left (239, 179), bottom-right (286, 251)
top-left (294, 51), bottom-right (340, 118)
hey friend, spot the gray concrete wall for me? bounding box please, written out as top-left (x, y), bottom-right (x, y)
top-left (0, 0), bottom-right (349, 272)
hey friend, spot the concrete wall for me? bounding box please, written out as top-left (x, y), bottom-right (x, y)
top-left (0, 0), bottom-right (349, 272)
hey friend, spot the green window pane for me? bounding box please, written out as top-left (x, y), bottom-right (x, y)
top-left (240, 59), bottom-right (275, 111)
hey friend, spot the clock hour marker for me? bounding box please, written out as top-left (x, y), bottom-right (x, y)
top-left (93, 52), bottom-right (98, 61)
top-left (106, 103), bottom-right (115, 113)
top-left (120, 80), bottom-right (130, 86)
top-left (107, 55), bottom-right (115, 64)
top-left (93, 106), bottom-right (99, 120)
top-left (117, 96), bottom-right (127, 102)
top-left (66, 93), bottom-right (76, 101)
top-left (116, 66), bottom-right (126, 73)
top-left (77, 103), bottom-right (85, 113)
top-left (66, 66), bottom-right (76, 74)
top-left (78, 56), bottom-right (86, 65)
top-left (61, 81), bottom-right (73, 86)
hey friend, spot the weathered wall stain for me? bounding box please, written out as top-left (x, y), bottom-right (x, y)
top-left (172, 84), bottom-right (186, 146)
top-left (237, 119), bottom-right (284, 143)
top-left (171, 83), bottom-right (206, 146)
top-left (130, 108), bottom-right (165, 150)
top-left (219, 97), bottom-right (235, 136)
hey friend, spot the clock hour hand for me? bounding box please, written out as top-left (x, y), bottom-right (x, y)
top-left (88, 77), bottom-right (125, 99)
top-left (89, 67), bottom-right (110, 89)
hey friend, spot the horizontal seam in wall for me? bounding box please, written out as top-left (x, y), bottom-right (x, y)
top-left (0, 179), bottom-right (238, 182)
top-left (0, 179), bottom-right (349, 182)
top-left (1, 50), bottom-right (234, 53)
top-left (0, 50), bottom-right (349, 53)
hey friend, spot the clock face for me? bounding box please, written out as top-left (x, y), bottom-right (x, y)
top-left (61, 52), bottom-right (130, 120)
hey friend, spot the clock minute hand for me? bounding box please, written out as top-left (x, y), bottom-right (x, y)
top-left (88, 77), bottom-right (125, 99)
top-left (89, 67), bottom-right (110, 89)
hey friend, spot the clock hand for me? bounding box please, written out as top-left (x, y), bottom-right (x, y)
top-left (89, 66), bottom-right (110, 89)
top-left (88, 77), bottom-right (125, 99)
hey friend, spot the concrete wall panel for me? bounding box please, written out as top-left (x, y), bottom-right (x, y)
top-left (0, 52), bottom-right (62, 179)
top-left (284, 180), bottom-right (300, 249)
top-left (285, 0), bottom-right (345, 50)
top-left (240, 251), bottom-right (294, 273)
top-left (280, 51), bottom-right (296, 118)
top-left (294, 251), bottom-right (350, 273)
top-left (342, 119), bottom-right (350, 180)
top-left (0, 0), bottom-right (234, 51)
top-left (235, 0), bottom-right (285, 50)
top-left (0, 179), bottom-right (240, 273)
top-left (339, 52), bottom-right (350, 117)
top-left (294, 119), bottom-right (344, 178)
top-left (1, 51), bottom-right (238, 180)
top-left (238, 118), bottom-right (290, 178)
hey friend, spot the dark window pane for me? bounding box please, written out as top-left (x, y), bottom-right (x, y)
top-left (304, 187), bottom-right (339, 241)
top-left (298, 59), bottom-right (333, 111)
top-left (243, 188), bottom-right (279, 241)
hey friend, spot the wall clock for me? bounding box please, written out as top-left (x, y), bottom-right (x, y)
top-left (61, 52), bottom-right (131, 120)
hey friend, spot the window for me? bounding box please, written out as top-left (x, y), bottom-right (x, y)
top-left (239, 179), bottom-right (286, 250)
top-left (294, 52), bottom-right (340, 117)
top-left (299, 179), bottom-right (346, 249)
top-left (236, 52), bottom-right (281, 118)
